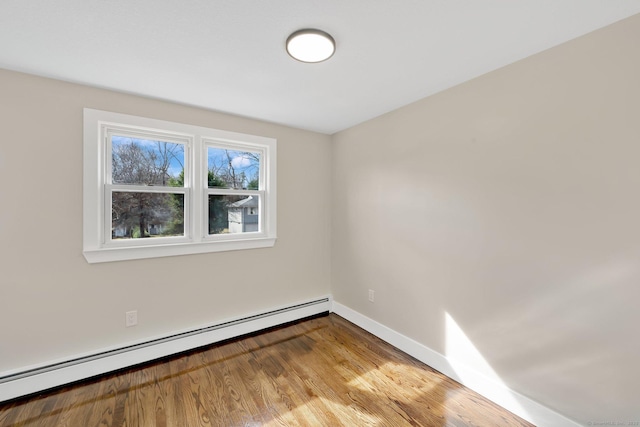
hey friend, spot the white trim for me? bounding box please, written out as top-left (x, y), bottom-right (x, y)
top-left (83, 108), bottom-right (277, 263)
top-left (331, 301), bottom-right (581, 427)
top-left (0, 296), bottom-right (330, 403)
top-left (1, 296), bottom-right (577, 426)
top-left (83, 237), bottom-right (277, 263)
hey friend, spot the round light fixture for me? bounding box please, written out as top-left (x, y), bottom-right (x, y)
top-left (286, 29), bottom-right (335, 63)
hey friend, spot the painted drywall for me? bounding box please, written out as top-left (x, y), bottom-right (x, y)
top-left (0, 69), bottom-right (332, 375)
top-left (331, 14), bottom-right (640, 425)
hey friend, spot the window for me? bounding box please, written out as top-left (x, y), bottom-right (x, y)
top-left (83, 109), bottom-right (276, 263)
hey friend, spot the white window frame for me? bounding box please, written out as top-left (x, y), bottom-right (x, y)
top-left (83, 109), bottom-right (277, 263)
top-left (202, 139), bottom-right (265, 241)
top-left (104, 125), bottom-right (193, 248)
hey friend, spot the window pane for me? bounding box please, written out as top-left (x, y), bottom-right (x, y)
top-left (207, 148), bottom-right (260, 189)
top-left (208, 195), bottom-right (259, 234)
top-left (112, 137), bottom-right (185, 187)
top-left (112, 192), bottom-right (184, 239)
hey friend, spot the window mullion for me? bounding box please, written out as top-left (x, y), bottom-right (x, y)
top-left (107, 184), bottom-right (187, 194)
top-left (206, 189), bottom-right (260, 196)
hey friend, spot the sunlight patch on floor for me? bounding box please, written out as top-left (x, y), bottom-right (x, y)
top-left (262, 396), bottom-right (381, 427)
top-left (346, 360), bottom-right (437, 402)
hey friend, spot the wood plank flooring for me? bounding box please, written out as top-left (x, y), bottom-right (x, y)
top-left (0, 314), bottom-right (534, 426)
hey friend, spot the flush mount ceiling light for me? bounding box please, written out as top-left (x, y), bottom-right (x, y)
top-left (286, 29), bottom-right (335, 63)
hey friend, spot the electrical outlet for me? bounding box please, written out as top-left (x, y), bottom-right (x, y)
top-left (368, 289), bottom-right (375, 303)
top-left (125, 310), bottom-right (138, 327)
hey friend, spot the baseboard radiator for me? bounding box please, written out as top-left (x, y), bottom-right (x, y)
top-left (0, 296), bottom-right (331, 403)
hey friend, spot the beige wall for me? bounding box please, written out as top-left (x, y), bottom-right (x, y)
top-left (332, 14), bottom-right (640, 424)
top-left (0, 69), bottom-right (332, 372)
top-left (3, 13), bottom-right (640, 425)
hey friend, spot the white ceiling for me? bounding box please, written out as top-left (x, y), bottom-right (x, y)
top-left (1, 1), bottom-right (639, 134)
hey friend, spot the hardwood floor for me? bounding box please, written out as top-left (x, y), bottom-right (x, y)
top-left (0, 314), bottom-right (534, 426)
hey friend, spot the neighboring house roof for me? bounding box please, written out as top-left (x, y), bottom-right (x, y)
top-left (229, 196), bottom-right (258, 208)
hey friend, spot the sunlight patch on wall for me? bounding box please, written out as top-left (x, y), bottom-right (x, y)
top-left (445, 312), bottom-right (529, 419)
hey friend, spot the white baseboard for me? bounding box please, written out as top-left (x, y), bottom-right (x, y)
top-left (0, 296), bottom-right (581, 427)
top-left (331, 301), bottom-right (581, 427)
top-left (0, 296), bottom-right (331, 403)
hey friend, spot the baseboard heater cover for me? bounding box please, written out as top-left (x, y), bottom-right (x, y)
top-left (0, 296), bottom-right (331, 403)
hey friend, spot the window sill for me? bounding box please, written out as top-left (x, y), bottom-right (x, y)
top-left (83, 237), bottom-right (277, 263)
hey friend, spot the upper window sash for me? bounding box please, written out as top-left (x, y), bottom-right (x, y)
top-left (203, 140), bottom-right (265, 189)
top-left (105, 127), bottom-right (192, 187)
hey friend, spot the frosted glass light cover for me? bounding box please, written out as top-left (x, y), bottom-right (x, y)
top-left (286, 29), bottom-right (335, 63)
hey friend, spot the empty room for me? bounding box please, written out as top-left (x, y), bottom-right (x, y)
top-left (1, 2), bottom-right (639, 426)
